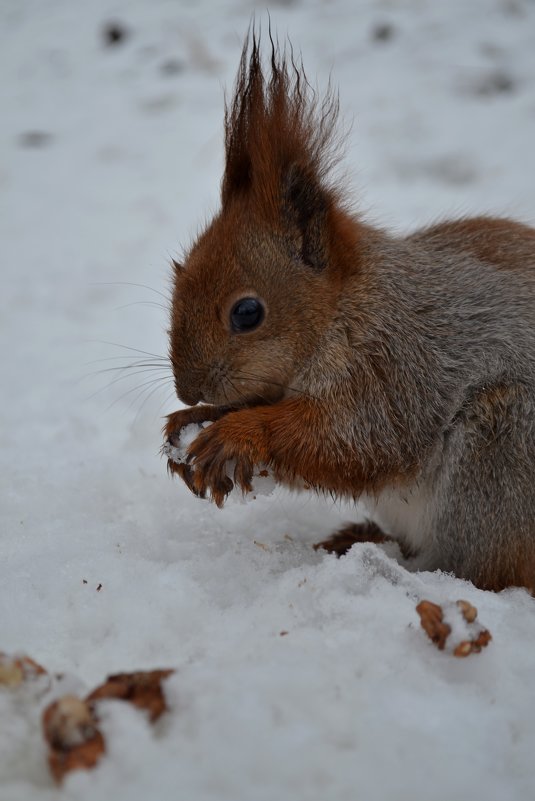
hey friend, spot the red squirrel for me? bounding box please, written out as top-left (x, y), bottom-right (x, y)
top-left (164, 35), bottom-right (535, 592)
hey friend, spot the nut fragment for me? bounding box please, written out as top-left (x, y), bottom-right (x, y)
top-left (416, 599), bottom-right (492, 657)
top-left (456, 599), bottom-right (477, 623)
top-left (0, 652), bottom-right (46, 687)
top-left (43, 695), bottom-right (98, 748)
top-left (42, 695), bottom-right (105, 783)
top-left (453, 628), bottom-right (492, 658)
top-left (415, 600), bottom-right (451, 650)
top-left (0, 660), bottom-right (23, 687)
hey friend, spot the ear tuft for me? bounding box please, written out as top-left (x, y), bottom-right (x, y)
top-left (283, 163), bottom-right (328, 270)
top-left (171, 258), bottom-right (185, 275)
top-left (221, 31), bottom-right (341, 223)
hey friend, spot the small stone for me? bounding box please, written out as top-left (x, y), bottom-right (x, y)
top-left (18, 131), bottom-right (52, 148)
top-left (372, 22), bottom-right (396, 43)
top-left (160, 59), bottom-right (185, 76)
top-left (102, 21), bottom-right (129, 47)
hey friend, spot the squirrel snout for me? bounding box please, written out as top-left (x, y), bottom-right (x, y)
top-left (176, 387), bottom-right (202, 406)
top-left (173, 375), bottom-right (203, 407)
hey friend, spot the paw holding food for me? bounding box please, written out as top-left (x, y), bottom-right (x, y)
top-left (163, 408), bottom-right (275, 507)
top-left (163, 421), bottom-right (213, 497)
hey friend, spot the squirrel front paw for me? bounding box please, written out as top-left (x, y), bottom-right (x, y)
top-left (164, 404), bottom-right (231, 442)
top-left (186, 421), bottom-right (258, 508)
top-left (164, 406), bottom-right (227, 499)
top-left (165, 409), bottom-right (271, 508)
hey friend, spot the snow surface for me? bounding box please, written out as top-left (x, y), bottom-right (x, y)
top-left (2, 0), bottom-right (535, 799)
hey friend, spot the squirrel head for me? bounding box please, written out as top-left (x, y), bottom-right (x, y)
top-left (169, 33), bottom-right (357, 407)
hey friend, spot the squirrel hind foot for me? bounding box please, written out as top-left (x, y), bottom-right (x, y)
top-left (314, 520), bottom-right (396, 557)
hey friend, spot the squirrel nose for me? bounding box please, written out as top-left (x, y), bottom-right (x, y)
top-left (174, 376), bottom-right (202, 406)
top-left (173, 369), bottom-right (205, 406)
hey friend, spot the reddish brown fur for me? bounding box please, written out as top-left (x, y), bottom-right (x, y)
top-left (410, 217), bottom-right (535, 272)
top-left (165, 396), bottom-right (419, 508)
top-left (221, 35), bottom-right (341, 223)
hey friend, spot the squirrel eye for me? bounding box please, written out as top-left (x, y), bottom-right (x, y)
top-left (230, 297), bottom-right (265, 333)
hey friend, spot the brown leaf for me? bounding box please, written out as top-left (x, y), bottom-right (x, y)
top-left (86, 669), bottom-right (175, 723)
top-left (42, 669), bottom-right (175, 783)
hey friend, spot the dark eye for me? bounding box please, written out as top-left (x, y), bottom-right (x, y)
top-left (230, 297), bottom-right (265, 333)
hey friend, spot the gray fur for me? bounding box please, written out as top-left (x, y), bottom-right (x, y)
top-left (300, 222), bottom-right (535, 590)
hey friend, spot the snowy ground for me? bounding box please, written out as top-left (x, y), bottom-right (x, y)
top-left (2, 0), bottom-right (535, 799)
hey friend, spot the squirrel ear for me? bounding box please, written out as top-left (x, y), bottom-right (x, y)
top-left (283, 164), bottom-right (328, 271)
top-left (172, 258), bottom-right (185, 275)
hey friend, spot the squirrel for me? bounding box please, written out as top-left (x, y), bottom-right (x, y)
top-left (164, 34), bottom-right (535, 593)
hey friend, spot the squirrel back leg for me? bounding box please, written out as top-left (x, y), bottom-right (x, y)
top-left (430, 382), bottom-right (535, 592)
top-left (313, 521), bottom-right (417, 559)
top-left (313, 520), bottom-right (391, 557)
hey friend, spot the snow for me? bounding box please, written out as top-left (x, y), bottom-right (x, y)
top-left (164, 422), bottom-right (207, 464)
top-left (1, 0), bottom-right (535, 799)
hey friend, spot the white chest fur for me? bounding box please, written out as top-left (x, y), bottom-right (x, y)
top-left (361, 478), bottom-right (433, 553)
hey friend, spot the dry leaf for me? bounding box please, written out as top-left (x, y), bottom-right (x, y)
top-left (86, 669), bottom-right (174, 723)
top-left (42, 669), bottom-right (175, 782)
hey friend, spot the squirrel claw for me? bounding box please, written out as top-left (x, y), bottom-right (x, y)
top-left (233, 458), bottom-right (254, 495)
top-left (167, 459), bottom-right (206, 500)
top-left (192, 467), bottom-right (233, 508)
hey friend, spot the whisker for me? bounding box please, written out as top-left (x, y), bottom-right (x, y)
top-left (157, 390), bottom-right (179, 419)
top-left (225, 377), bottom-right (239, 401)
top-left (84, 367), bottom-right (173, 401)
top-left (90, 281), bottom-right (171, 302)
top-left (84, 355), bottom-right (169, 366)
top-left (87, 341), bottom-right (168, 361)
top-left (224, 374), bottom-right (278, 408)
top-left (105, 375), bottom-right (172, 412)
top-left (79, 359), bottom-right (171, 391)
top-left (132, 377), bottom-right (175, 424)
top-left (85, 363), bottom-right (171, 379)
top-left (114, 300), bottom-right (169, 312)
top-left (232, 369), bottom-right (319, 401)
top-left (225, 375), bottom-right (248, 406)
